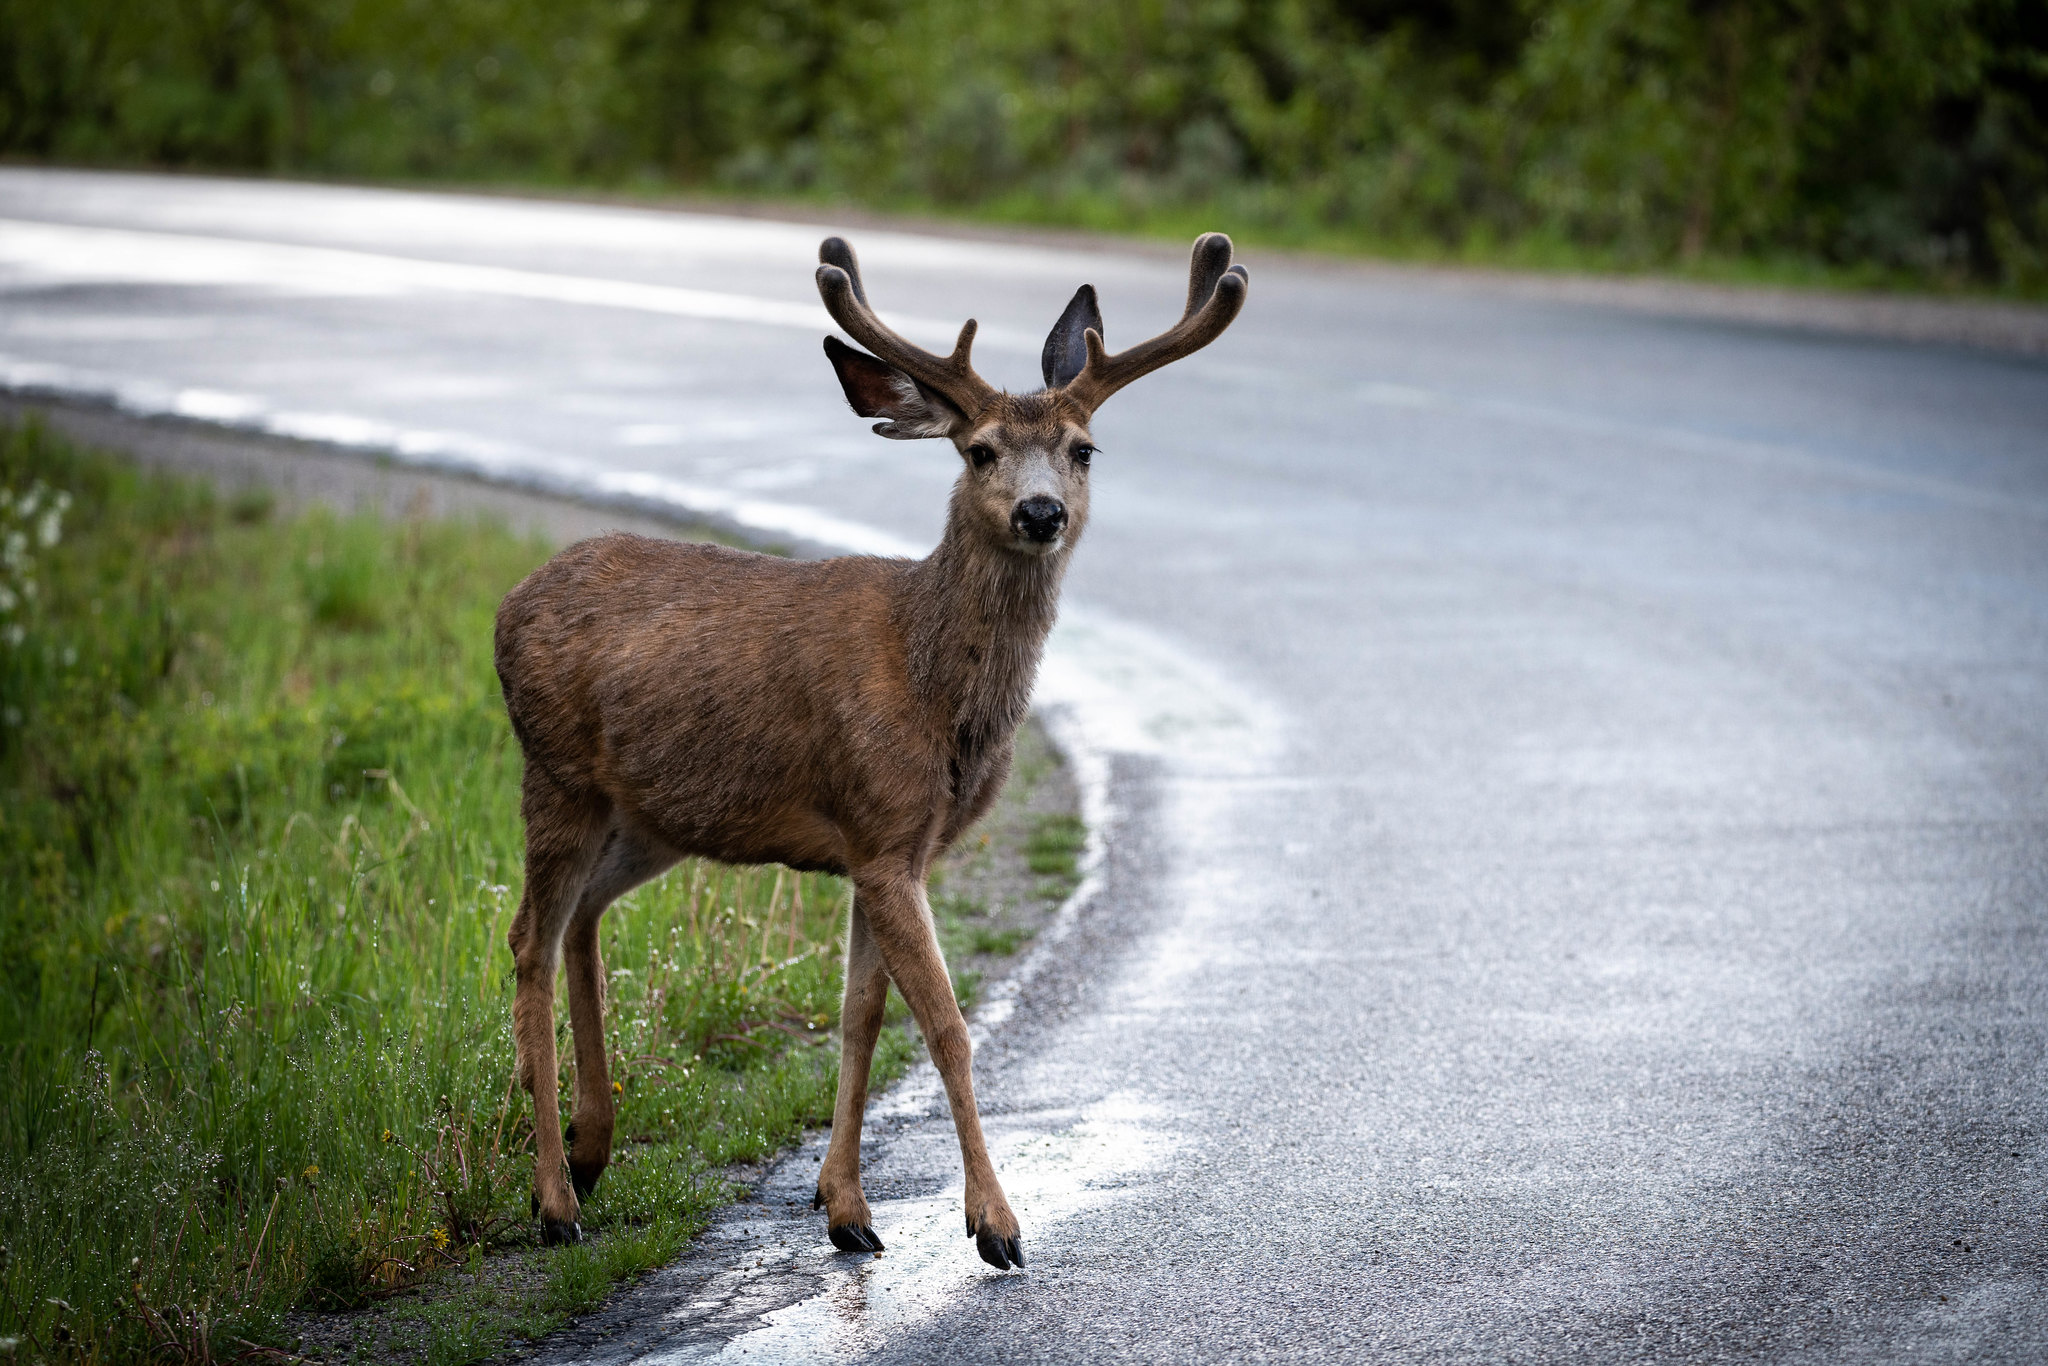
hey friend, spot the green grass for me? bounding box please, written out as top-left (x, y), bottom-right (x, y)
top-left (0, 418), bottom-right (930, 1364)
top-left (1024, 814), bottom-right (1086, 879)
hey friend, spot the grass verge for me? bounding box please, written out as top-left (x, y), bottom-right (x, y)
top-left (0, 416), bottom-right (1076, 1366)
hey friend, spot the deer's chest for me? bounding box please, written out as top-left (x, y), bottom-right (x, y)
top-left (940, 730), bottom-right (1014, 851)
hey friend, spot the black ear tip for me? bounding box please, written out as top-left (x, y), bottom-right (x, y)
top-left (820, 235), bottom-right (851, 261)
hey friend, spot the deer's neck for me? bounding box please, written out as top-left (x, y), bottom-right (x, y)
top-left (899, 515), bottom-right (1067, 757)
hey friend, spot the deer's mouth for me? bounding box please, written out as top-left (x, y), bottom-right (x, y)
top-left (1009, 532), bottom-right (1066, 557)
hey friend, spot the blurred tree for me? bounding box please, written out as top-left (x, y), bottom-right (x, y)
top-left (0, 0), bottom-right (2040, 287)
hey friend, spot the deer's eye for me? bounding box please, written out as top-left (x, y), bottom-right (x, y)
top-left (967, 443), bottom-right (998, 469)
top-left (1071, 444), bottom-right (1095, 468)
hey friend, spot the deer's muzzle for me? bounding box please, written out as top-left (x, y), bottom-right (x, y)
top-left (1011, 496), bottom-right (1068, 544)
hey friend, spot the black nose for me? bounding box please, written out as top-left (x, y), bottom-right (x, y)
top-left (1011, 496), bottom-right (1067, 543)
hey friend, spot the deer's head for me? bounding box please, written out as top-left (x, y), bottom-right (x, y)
top-left (818, 234), bottom-right (1248, 559)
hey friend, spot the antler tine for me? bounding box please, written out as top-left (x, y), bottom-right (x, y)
top-left (1064, 232), bottom-right (1248, 414)
top-left (818, 236), bottom-right (870, 308)
top-left (816, 237), bottom-right (997, 417)
top-left (1182, 231), bottom-right (1236, 320)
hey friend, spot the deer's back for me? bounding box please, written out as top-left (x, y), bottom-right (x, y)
top-left (495, 533), bottom-right (934, 872)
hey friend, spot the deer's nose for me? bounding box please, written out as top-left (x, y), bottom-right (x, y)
top-left (1011, 496), bottom-right (1067, 543)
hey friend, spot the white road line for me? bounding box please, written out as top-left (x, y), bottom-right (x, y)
top-left (0, 218), bottom-right (1041, 352)
top-left (0, 168), bottom-right (1153, 284)
top-left (0, 351), bottom-right (925, 557)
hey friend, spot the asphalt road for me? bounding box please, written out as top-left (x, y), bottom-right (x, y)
top-left (4, 169), bottom-right (2047, 1363)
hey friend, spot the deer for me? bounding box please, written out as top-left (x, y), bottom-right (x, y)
top-left (493, 232), bottom-right (1247, 1268)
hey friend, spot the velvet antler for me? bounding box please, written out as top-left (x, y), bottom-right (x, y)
top-left (816, 237), bottom-right (998, 419)
top-left (1061, 232), bottom-right (1248, 414)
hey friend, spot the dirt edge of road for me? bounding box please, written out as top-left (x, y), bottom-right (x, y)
top-left (0, 394), bottom-right (741, 549)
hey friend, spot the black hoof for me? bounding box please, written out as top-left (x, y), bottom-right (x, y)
top-left (828, 1223), bottom-right (882, 1253)
top-left (974, 1228), bottom-right (1024, 1270)
top-left (540, 1216), bottom-right (583, 1247)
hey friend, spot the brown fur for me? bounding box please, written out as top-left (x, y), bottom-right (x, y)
top-left (493, 237), bottom-right (1245, 1266)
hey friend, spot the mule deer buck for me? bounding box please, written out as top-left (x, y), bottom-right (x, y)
top-left (494, 232), bottom-right (1247, 1267)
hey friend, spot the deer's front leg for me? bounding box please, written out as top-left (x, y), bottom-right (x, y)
top-left (855, 869), bottom-right (1023, 1270)
top-left (816, 895), bottom-right (889, 1252)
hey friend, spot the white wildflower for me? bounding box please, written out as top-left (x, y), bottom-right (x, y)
top-left (0, 481), bottom-right (72, 647)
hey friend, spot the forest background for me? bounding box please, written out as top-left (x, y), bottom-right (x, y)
top-left (4, 0), bottom-right (2047, 291)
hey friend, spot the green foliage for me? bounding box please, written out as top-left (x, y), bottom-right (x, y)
top-left (966, 925), bottom-right (1029, 956)
top-left (0, 418), bottom-right (887, 1364)
top-left (1024, 812), bottom-right (1086, 878)
top-left (299, 513), bottom-right (386, 631)
top-left (2, 0), bottom-right (2043, 287)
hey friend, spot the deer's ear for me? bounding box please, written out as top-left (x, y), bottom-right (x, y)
top-left (1041, 284), bottom-right (1102, 389)
top-left (824, 336), bottom-right (966, 440)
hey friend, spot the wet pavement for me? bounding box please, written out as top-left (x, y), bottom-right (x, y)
top-left (4, 168), bottom-right (2048, 1362)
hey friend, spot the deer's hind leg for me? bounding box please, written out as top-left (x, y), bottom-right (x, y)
top-left (562, 821), bottom-right (677, 1201)
top-left (508, 770), bottom-right (607, 1245)
top-left (815, 894), bottom-right (891, 1252)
